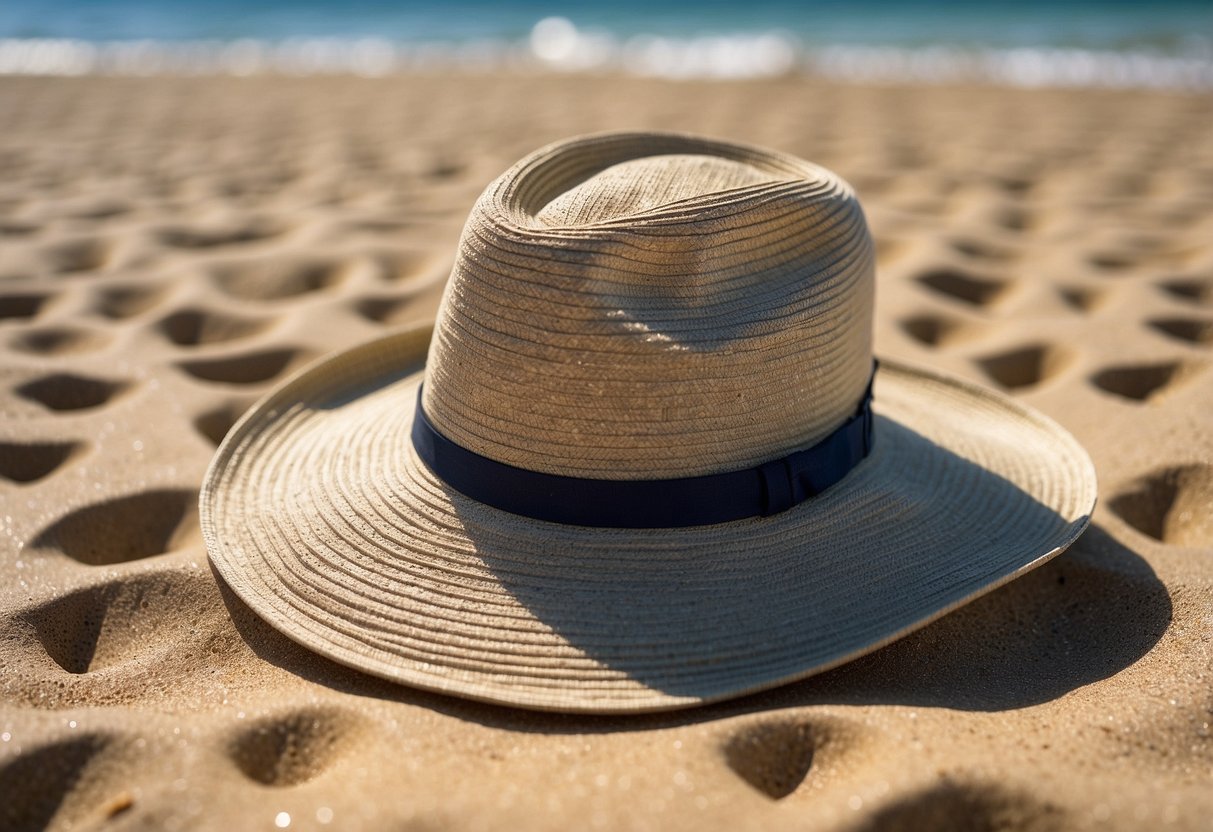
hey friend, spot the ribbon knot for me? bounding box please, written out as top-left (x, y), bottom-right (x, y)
top-left (758, 364), bottom-right (878, 517)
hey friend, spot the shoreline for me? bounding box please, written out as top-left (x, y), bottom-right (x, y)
top-left (2, 36), bottom-right (1211, 91)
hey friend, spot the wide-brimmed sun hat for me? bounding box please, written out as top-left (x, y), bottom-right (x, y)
top-left (202, 131), bottom-right (1097, 714)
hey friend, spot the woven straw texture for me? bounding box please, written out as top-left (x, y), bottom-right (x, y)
top-left (202, 327), bottom-right (1094, 713)
top-left (422, 133), bottom-right (874, 478)
top-left (202, 133), bottom-right (1097, 713)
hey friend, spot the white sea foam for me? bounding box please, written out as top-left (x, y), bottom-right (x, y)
top-left (1, 18), bottom-right (1210, 90)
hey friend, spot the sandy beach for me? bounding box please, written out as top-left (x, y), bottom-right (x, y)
top-left (1, 73), bottom-right (1211, 830)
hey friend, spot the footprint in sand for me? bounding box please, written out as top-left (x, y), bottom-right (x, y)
top-left (15, 373), bottom-right (130, 412)
top-left (0, 439), bottom-right (83, 485)
top-left (31, 489), bottom-right (199, 565)
top-left (0, 440), bottom-right (82, 485)
top-left (850, 781), bottom-right (1066, 832)
top-left (193, 400), bottom-right (254, 446)
top-left (12, 570), bottom-right (223, 694)
top-left (177, 348), bottom-right (309, 386)
top-left (93, 284), bottom-right (170, 320)
top-left (426, 159), bottom-right (466, 180)
top-left (156, 308), bottom-right (274, 347)
top-left (352, 294), bottom-right (440, 327)
top-left (1110, 464), bottom-right (1213, 547)
top-left (1089, 360), bottom-right (1201, 403)
top-left (915, 267), bottom-right (1011, 309)
top-left (0, 733), bottom-right (132, 831)
top-left (0, 220), bottom-right (39, 236)
top-left (8, 326), bottom-right (111, 356)
top-left (974, 344), bottom-right (1073, 391)
top-left (1157, 277), bottom-right (1212, 306)
top-left (209, 256), bottom-right (357, 301)
top-left (1087, 251), bottom-right (1138, 274)
top-left (721, 718), bottom-right (819, 801)
top-left (1147, 317), bottom-right (1213, 346)
top-left (65, 200), bottom-right (131, 221)
top-left (994, 205), bottom-right (1032, 233)
top-left (897, 311), bottom-right (986, 349)
top-left (367, 248), bottom-right (445, 286)
top-left (948, 237), bottom-right (1017, 262)
top-left (994, 174), bottom-right (1035, 196)
top-left (0, 291), bottom-right (53, 321)
top-left (1056, 285), bottom-right (1107, 313)
top-left (226, 708), bottom-right (363, 788)
top-left (42, 236), bottom-right (114, 275)
top-left (156, 219), bottom-right (286, 250)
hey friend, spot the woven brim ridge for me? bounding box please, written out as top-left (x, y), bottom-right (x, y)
top-left (201, 324), bottom-right (1096, 713)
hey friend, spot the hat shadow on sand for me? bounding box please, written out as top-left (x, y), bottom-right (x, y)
top-left (454, 418), bottom-right (1164, 713)
top-left (216, 424), bottom-right (1170, 730)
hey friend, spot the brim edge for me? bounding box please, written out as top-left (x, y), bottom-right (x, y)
top-left (199, 326), bottom-right (1098, 715)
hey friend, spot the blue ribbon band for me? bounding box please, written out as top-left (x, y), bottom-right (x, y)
top-left (411, 362), bottom-right (877, 529)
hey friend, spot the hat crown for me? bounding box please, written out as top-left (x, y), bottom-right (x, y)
top-left (422, 132), bottom-right (875, 480)
top-left (534, 154), bottom-right (780, 226)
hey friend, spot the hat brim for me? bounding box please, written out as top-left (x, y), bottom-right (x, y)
top-left (201, 323), bottom-right (1096, 714)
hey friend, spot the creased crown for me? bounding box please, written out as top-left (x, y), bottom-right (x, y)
top-left (422, 132), bottom-right (875, 480)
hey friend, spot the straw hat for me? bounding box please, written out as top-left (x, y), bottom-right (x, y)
top-left (201, 132), bottom-right (1096, 713)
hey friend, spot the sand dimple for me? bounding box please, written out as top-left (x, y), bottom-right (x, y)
top-left (897, 312), bottom-right (983, 348)
top-left (226, 708), bottom-right (360, 787)
top-left (1110, 465), bottom-right (1213, 547)
top-left (1057, 285), bottom-right (1106, 313)
top-left (354, 295), bottom-right (433, 326)
top-left (949, 237), bottom-right (1016, 262)
top-left (915, 268), bottom-right (1009, 308)
top-left (43, 236), bottom-right (113, 274)
top-left (852, 781), bottom-right (1066, 832)
top-left (0, 292), bottom-right (52, 321)
top-left (15, 372), bottom-right (129, 412)
top-left (8, 325), bottom-right (111, 355)
top-left (995, 175), bottom-right (1035, 196)
top-left (0, 220), bottom-right (39, 236)
top-left (93, 284), bottom-right (169, 319)
top-left (1089, 361), bottom-right (1199, 403)
top-left (0, 733), bottom-right (114, 832)
top-left (995, 205), bottom-right (1032, 233)
top-left (177, 348), bottom-right (306, 385)
top-left (156, 220), bottom-right (285, 249)
top-left (1157, 278), bottom-right (1213, 306)
top-left (66, 200), bottom-right (130, 220)
top-left (975, 344), bottom-right (1072, 391)
top-left (1147, 317), bottom-right (1213, 345)
top-left (369, 248), bottom-right (440, 284)
top-left (721, 718), bottom-right (816, 800)
top-left (210, 256), bottom-right (352, 300)
top-left (427, 159), bottom-right (466, 180)
top-left (193, 401), bottom-right (253, 446)
top-left (32, 488), bottom-right (199, 565)
top-left (0, 440), bottom-right (80, 484)
top-left (157, 307), bottom-right (273, 346)
top-left (18, 570), bottom-right (213, 674)
top-left (1088, 252), bottom-right (1137, 274)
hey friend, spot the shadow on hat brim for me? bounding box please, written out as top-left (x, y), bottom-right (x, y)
top-left (201, 323), bottom-right (1097, 714)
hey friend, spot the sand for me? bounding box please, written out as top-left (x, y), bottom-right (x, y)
top-left (0, 74), bottom-right (1210, 831)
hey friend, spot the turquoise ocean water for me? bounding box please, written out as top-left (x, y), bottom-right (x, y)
top-left (2, 1), bottom-right (1211, 87)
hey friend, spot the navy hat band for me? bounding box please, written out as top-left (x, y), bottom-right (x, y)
top-left (410, 362), bottom-right (877, 529)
